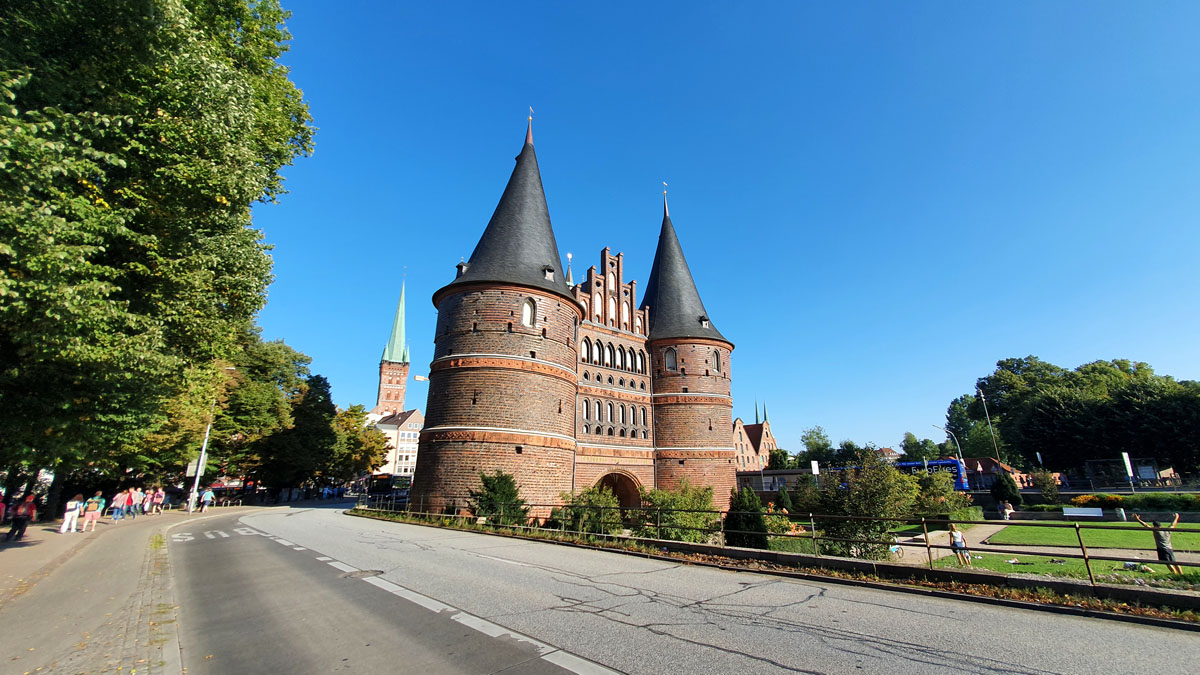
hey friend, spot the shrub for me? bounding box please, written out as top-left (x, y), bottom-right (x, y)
top-left (468, 471), bottom-right (528, 526)
top-left (634, 480), bottom-right (718, 543)
top-left (915, 471), bottom-right (972, 516)
top-left (725, 488), bottom-right (769, 549)
top-left (775, 483), bottom-right (794, 512)
top-left (1030, 470), bottom-right (1059, 504)
top-left (818, 450), bottom-right (920, 559)
top-left (556, 485), bottom-right (623, 536)
top-left (990, 472), bottom-right (1023, 508)
top-left (789, 474), bottom-right (821, 513)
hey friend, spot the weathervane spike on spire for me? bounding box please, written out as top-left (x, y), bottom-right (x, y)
top-left (566, 252), bottom-right (574, 286)
top-left (662, 181), bottom-right (669, 217)
top-left (526, 106), bottom-right (534, 145)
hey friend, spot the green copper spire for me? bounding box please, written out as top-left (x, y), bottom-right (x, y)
top-left (383, 282), bottom-right (410, 363)
top-left (763, 403), bottom-right (769, 423)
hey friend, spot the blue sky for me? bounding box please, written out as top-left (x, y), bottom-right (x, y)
top-left (254, 2), bottom-right (1200, 452)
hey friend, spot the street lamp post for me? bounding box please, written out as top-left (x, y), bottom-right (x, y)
top-left (932, 424), bottom-right (964, 465)
top-left (976, 388), bottom-right (1003, 464)
top-left (188, 367), bottom-right (236, 514)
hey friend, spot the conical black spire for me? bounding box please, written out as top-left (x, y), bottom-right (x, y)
top-left (639, 204), bottom-right (729, 344)
top-left (437, 122), bottom-right (572, 304)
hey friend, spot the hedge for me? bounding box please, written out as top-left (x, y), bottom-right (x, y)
top-left (1069, 493), bottom-right (1200, 511)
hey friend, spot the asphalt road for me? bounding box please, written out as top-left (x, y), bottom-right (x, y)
top-left (172, 504), bottom-right (1198, 675)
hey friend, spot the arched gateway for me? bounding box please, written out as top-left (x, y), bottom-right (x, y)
top-left (596, 472), bottom-right (641, 509)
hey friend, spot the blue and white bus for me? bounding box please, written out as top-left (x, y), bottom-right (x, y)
top-left (893, 459), bottom-right (970, 491)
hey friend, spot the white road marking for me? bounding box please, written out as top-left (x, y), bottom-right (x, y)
top-left (350, 572), bottom-right (617, 675)
top-left (203, 530), bottom-right (230, 539)
top-left (315, 556), bottom-right (332, 561)
top-left (171, 533), bottom-right (194, 542)
top-left (293, 547), bottom-right (307, 551)
top-left (234, 527), bottom-right (263, 536)
top-left (274, 538), bottom-right (295, 546)
top-left (328, 561), bottom-right (358, 573)
top-left (475, 553), bottom-right (533, 567)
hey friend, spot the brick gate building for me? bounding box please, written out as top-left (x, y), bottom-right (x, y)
top-left (410, 122), bottom-right (737, 514)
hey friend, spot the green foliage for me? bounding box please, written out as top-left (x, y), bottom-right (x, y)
top-left (774, 483), bottom-right (794, 512)
top-left (327, 405), bottom-right (389, 482)
top-left (1070, 493), bottom-right (1200, 512)
top-left (991, 472), bottom-right (1023, 508)
top-left (555, 485), bottom-right (623, 536)
top-left (819, 450), bottom-right (920, 559)
top-left (789, 474), bottom-right (822, 513)
top-left (795, 425), bottom-right (836, 466)
top-left (1030, 470), bottom-right (1060, 504)
top-left (767, 447), bottom-right (790, 470)
top-left (725, 488), bottom-right (769, 549)
top-left (634, 480), bottom-right (717, 543)
top-left (914, 471), bottom-right (972, 516)
top-left (901, 432), bottom-right (942, 462)
top-left (257, 375), bottom-right (336, 488)
top-left (468, 471), bottom-right (528, 526)
top-left (0, 0), bottom-right (313, 480)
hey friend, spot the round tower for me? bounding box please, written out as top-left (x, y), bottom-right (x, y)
top-left (642, 200), bottom-right (737, 510)
top-left (410, 123), bottom-right (581, 517)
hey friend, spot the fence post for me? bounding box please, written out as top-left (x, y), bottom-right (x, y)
top-left (1075, 523), bottom-right (1096, 586)
top-left (810, 513), bottom-right (820, 557)
top-left (656, 508), bottom-right (662, 540)
top-left (921, 518), bottom-right (934, 570)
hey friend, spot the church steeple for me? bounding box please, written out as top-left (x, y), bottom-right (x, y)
top-left (382, 282), bottom-right (410, 363)
top-left (436, 121), bottom-right (572, 304)
top-left (640, 204), bottom-right (729, 344)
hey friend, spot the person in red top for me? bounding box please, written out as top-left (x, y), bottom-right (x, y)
top-left (6, 495), bottom-right (38, 542)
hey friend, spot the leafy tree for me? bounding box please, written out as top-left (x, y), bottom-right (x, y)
top-left (468, 471), bottom-right (528, 526)
top-left (635, 480), bottom-right (717, 543)
top-left (327, 405), bottom-right (389, 482)
top-left (944, 394), bottom-right (976, 446)
top-left (799, 426), bottom-right (837, 465)
top-left (725, 488), bottom-right (769, 549)
top-left (556, 485), bottom-right (622, 536)
top-left (990, 471), bottom-right (1022, 508)
top-left (1029, 470), bottom-right (1059, 505)
top-left (257, 375), bottom-right (336, 489)
top-left (914, 471), bottom-right (971, 516)
top-left (767, 448), bottom-right (790, 470)
top-left (0, 0), bottom-right (313, 481)
top-left (789, 474), bottom-right (821, 514)
top-left (819, 450), bottom-right (920, 559)
top-left (774, 483), bottom-right (794, 512)
top-left (900, 432), bottom-right (941, 462)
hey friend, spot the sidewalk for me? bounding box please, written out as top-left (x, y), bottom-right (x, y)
top-left (0, 505), bottom-right (259, 674)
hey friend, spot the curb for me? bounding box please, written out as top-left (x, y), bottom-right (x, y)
top-left (345, 509), bottom-right (1199, 633)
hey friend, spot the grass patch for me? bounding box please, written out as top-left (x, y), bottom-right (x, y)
top-left (934, 552), bottom-right (1200, 590)
top-left (989, 523), bottom-right (1200, 551)
top-left (149, 533), bottom-right (165, 550)
top-left (768, 535), bottom-right (816, 554)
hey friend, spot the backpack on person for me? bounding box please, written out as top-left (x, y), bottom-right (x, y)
top-left (85, 498), bottom-right (101, 513)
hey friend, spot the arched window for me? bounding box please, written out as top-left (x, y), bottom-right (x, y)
top-left (635, 317), bottom-right (642, 334)
top-left (583, 371), bottom-right (590, 381)
top-left (521, 298), bottom-right (535, 327)
top-left (607, 402), bottom-right (614, 422)
top-left (581, 299), bottom-right (588, 317)
top-left (621, 301), bottom-right (630, 327)
top-left (581, 339), bottom-right (591, 363)
top-left (664, 347), bottom-right (677, 371)
top-left (593, 293), bottom-right (602, 321)
top-left (619, 405), bottom-right (625, 424)
top-left (713, 349), bottom-right (721, 373)
top-left (627, 347), bottom-right (636, 371)
top-left (596, 426), bottom-right (602, 435)
top-left (594, 401), bottom-right (601, 420)
top-left (619, 429), bottom-right (626, 437)
top-left (607, 271), bottom-right (615, 288)
top-left (627, 405), bottom-right (634, 425)
top-left (606, 344), bottom-right (615, 367)
top-left (607, 297), bottom-right (616, 324)
top-left (607, 427), bottom-right (614, 436)
top-left (607, 376), bottom-right (614, 385)
top-left (619, 378), bottom-right (625, 387)
top-left (619, 348), bottom-right (627, 371)
top-left (583, 424), bottom-right (589, 435)
top-left (583, 399), bottom-right (590, 419)
top-left (641, 406), bottom-right (648, 426)
top-left (637, 351), bottom-right (646, 374)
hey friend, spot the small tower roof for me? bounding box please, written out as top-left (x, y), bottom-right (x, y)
top-left (383, 282), bottom-right (410, 363)
top-left (436, 120), bottom-right (573, 304)
top-left (639, 202), bottom-right (729, 344)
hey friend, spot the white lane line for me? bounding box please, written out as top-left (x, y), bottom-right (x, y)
top-left (351, 574), bottom-right (617, 675)
top-left (274, 538), bottom-right (295, 546)
top-left (474, 553), bottom-right (533, 567)
top-left (328, 561), bottom-right (358, 573)
top-left (293, 547), bottom-right (307, 551)
top-left (315, 556), bottom-right (332, 561)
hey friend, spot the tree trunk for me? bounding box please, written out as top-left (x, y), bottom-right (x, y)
top-left (45, 469), bottom-right (65, 522)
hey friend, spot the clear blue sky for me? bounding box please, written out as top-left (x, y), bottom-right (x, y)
top-left (254, 2), bottom-right (1200, 453)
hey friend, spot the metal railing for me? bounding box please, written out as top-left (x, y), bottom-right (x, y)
top-left (354, 496), bottom-right (1199, 587)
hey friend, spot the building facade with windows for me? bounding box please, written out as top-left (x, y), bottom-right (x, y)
top-left (374, 409), bottom-right (425, 476)
top-left (410, 122), bottom-right (738, 514)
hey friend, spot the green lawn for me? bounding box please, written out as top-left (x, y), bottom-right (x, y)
top-left (988, 523), bottom-right (1200, 551)
top-left (768, 534), bottom-right (816, 554)
top-left (934, 552), bottom-right (1200, 588)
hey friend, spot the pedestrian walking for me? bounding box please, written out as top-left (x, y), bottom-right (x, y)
top-left (949, 523), bottom-right (971, 566)
top-left (82, 491), bottom-right (106, 532)
top-left (6, 495), bottom-right (38, 541)
top-left (111, 489), bottom-right (129, 521)
top-left (151, 487), bottom-right (166, 515)
top-left (60, 493), bottom-right (85, 533)
top-left (128, 487), bottom-right (144, 519)
top-left (1135, 513), bottom-right (1184, 575)
top-left (200, 487), bottom-right (215, 513)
